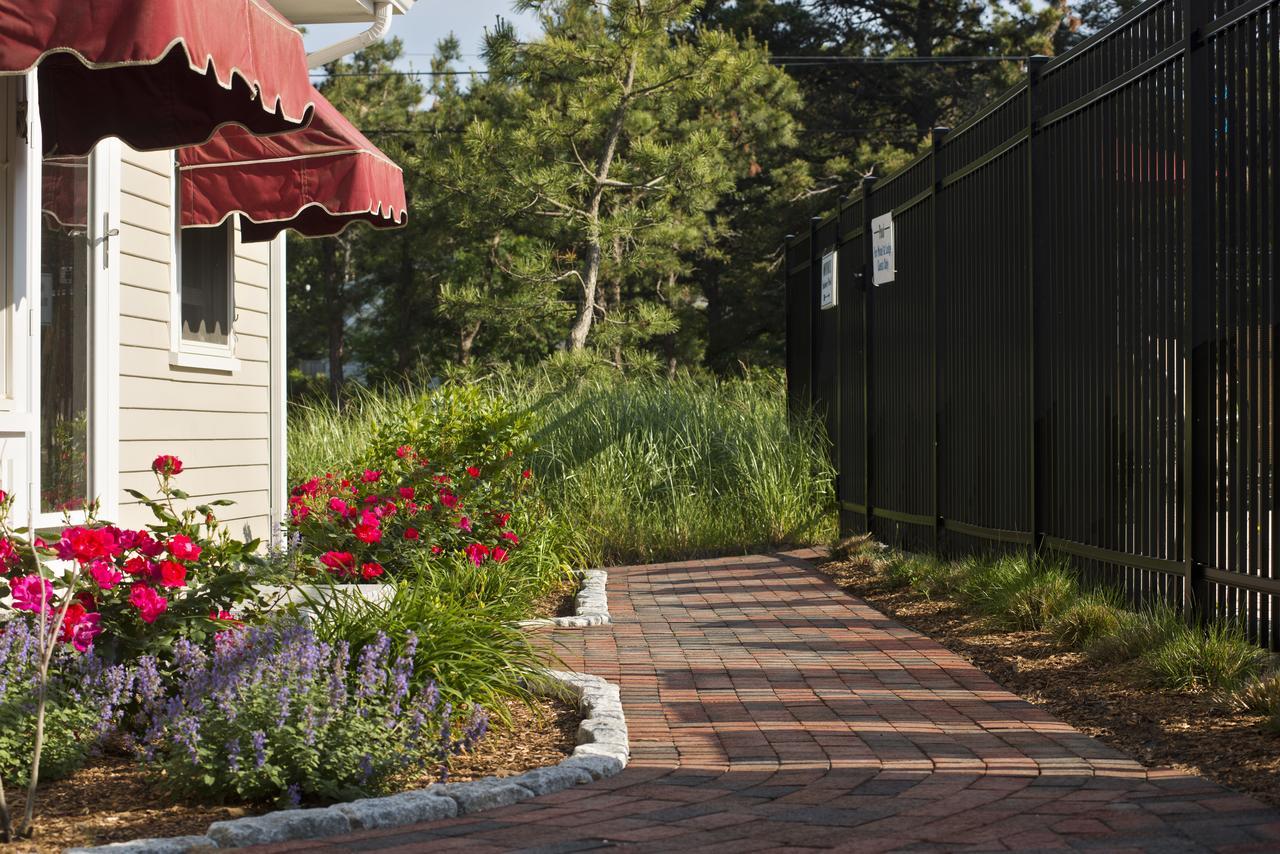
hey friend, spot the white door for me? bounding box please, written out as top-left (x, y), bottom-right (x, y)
top-left (2, 72), bottom-right (119, 529)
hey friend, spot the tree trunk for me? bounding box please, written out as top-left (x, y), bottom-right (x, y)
top-left (567, 51), bottom-right (638, 351)
top-left (459, 320), bottom-right (482, 365)
top-left (323, 237), bottom-right (351, 405)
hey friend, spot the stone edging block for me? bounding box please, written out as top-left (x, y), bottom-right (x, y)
top-left (517, 569), bottom-right (611, 629)
top-left (68, 671), bottom-right (627, 853)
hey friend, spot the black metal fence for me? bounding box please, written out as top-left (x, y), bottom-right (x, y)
top-left (785, 0), bottom-right (1280, 646)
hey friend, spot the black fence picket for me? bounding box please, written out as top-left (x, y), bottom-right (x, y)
top-left (785, 0), bottom-right (1280, 647)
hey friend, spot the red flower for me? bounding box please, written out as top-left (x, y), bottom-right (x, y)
top-left (403, 527), bottom-right (420, 541)
top-left (361, 469), bottom-right (382, 483)
top-left (492, 546), bottom-right (509, 563)
top-left (500, 530), bottom-right (520, 545)
top-left (128, 583), bottom-right (168, 624)
top-left (354, 523), bottom-right (382, 544)
top-left (466, 466), bottom-right (481, 478)
top-left (89, 559), bottom-right (123, 591)
top-left (58, 604), bottom-right (102, 652)
top-left (166, 535), bottom-right (202, 562)
top-left (151, 454), bottom-right (184, 476)
top-left (0, 538), bottom-right (20, 574)
top-left (431, 545), bottom-right (442, 555)
top-left (433, 474), bottom-right (451, 484)
top-left (439, 490), bottom-right (458, 509)
top-left (396, 445), bottom-right (412, 458)
top-left (159, 560), bottom-right (188, 588)
top-left (398, 487), bottom-right (415, 500)
top-left (464, 543), bottom-right (491, 566)
top-left (320, 551), bottom-right (356, 578)
top-left (328, 497), bottom-right (349, 514)
top-left (59, 527), bottom-right (122, 563)
top-left (360, 562), bottom-right (385, 581)
top-left (522, 469), bottom-right (532, 479)
top-left (493, 512), bottom-right (511, 528)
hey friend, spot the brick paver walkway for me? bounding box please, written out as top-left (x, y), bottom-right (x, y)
top-left (259, 551), bottom-right (1280, 852)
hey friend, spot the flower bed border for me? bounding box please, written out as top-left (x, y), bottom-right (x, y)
top-left (69, 670), bottom-right (627, 853)
top-left (518, 569), bottom-right (610, 628)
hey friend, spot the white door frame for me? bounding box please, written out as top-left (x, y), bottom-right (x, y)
top-left (6, 70), bottom-right (120, 529)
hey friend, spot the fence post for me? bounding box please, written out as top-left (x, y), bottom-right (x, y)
top-left (783, 234), bottom-right (795, 417)
top-left (861, 176), bottom-right (878, 535)
top-left (1026, 56), bottom-right (1049, 561)
top-left (808, 216), bottom-right (821, 417)
top-left (930, 127), bottom-right (949, 555)
top-left (1183, 0), bottom-right (1212, 625)
top-left (833, 204), bottom-right (843, 509)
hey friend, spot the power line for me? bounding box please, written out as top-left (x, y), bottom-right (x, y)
top-left (311, 54), bottom-right (1030, 79)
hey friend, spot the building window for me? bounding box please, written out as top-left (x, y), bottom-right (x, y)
top-left (171, 218), bottom-right (239, 371)
top-left (180, 223), bottom-right (232, 346)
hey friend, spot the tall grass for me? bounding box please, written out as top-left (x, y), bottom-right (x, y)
top-left (289, 370), bottom-right (837, 566)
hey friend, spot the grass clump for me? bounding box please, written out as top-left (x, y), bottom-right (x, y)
top-left (1085, 603), bottom-right (1184, 663)
top-left (1231, 669), bottom-right (1280, 727)
top-left (1050, 591), bottom-right (1125, 649)
top-left (1143, 620), bottom-right (1268, 692)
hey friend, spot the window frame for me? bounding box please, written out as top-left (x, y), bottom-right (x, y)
top-left (170, 168), bottom-right (239, 372)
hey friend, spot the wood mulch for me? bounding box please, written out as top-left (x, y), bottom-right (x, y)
top-left (530, 577), bottom-right (578, 620)
top-left (819, 551), bottom-right (1280, 809)
top-left (4, 695), bottom-right (581, 853)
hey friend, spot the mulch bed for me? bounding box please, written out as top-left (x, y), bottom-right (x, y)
top-left (4, 695), bottom-right (581, 853)
top-left (819, 552), bottom-right (1280, 809)
top-left (530, 577), bottom-right (578, 620)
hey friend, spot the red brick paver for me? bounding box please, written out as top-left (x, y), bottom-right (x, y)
top-left (253, 551), bottom-right (1280, 852)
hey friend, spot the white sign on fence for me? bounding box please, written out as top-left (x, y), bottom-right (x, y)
top-left (871, 212), bottom-right (895, 286)
top-left (819, 249), bottom-right (838, 310)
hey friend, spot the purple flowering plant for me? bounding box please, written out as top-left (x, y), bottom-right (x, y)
top-left (0, 618), bottom-right (132, 785)
top-left (134, 620), bottom-right (487, 806)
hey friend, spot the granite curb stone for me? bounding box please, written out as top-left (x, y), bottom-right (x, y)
top-left (517, 569), bottom-right (611, 628)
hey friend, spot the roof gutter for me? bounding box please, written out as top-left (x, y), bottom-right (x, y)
top-left (305, 0), bottom-right (393, 69)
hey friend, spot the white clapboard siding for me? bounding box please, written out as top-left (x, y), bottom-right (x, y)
top-left (114, 146), bottom-right (275, 538)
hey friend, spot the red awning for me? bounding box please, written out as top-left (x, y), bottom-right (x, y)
top-left (177, 86), bottom-right (407, 243)
top-left (0, 0), bottom-right (315, 156)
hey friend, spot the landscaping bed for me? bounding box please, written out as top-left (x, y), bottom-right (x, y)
top-left (8, 695), bottom-right (581, 854)
top-left (819, 548), bottom-right (1280, 809)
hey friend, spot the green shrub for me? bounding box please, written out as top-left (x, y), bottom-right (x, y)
top-left (1144, 621), bottom-right (1268, 692)
top-left (1050, 592), bottom-right (1125, 649)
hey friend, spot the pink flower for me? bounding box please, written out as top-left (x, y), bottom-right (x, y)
top-left (500, 530), bottom-right (520, 545)
top-left (430, 545), bottom-right (442, 555)
top-left (458, 516), bottom-right (472, 533)
top-left (166, 535), bottom-right (202, 563)
top-left (124, 556), bottom-right (155, 577)
top-left (360, 562), bottom-right (385, 581)
top-left (361, 469), bottom-right (382, 483)
top-left (439, 490), bottom-right (458, 509)
top-left (398, 487), bottom-right (415, 500)
top-left (12, 575), bottom-right (53, 613)
top-left (133, 531), bottom-right (164, 558)
top-left (492, 546), bottom-right (509, 563)
top-left (59, 527), bottom-right (121, 563)
top-left (89, 559), bottom-right (123, 591)
top-left (353, 523), bottom-right (382, 544)
top-left (295, 477), bottom-right (321, 497)
top-left (320, 551), bottom-right (356, 578)
top-left (521, 469), bottom-right (532, 479)
top-left (434, 474), bottom-right (451, 484)
top-left (58, 604), bottom-right (102, 652)
top-left (209, 609), bottom-right (240, 624)
top-left (464, 543), bottom-right (491, 566)
top-left (151, 454), bottom-right (184, 476)
top-left (159, 560), bottom-right (188, 588)
top-left (0, 538), bottom-right (20, 574)
top-left (403, 527), bottom-right (420, 541)
top-left (128, 583), bottom-right (168, 624)
top-left (466, 466), bottom-right (481, 478)
top-left (396, 445), bottom-right (411, 458)
top-left (493, 512), bottom-right (511, 528)
top-left (328, 497), bottom-right (349, 515)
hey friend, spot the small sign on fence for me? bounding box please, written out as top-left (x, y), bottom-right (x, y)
top-left (820, 249), bottom-right (838, 310)
top-left (872, 212), bottom-right (895, 286)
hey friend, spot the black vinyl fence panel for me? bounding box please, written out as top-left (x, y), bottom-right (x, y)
top-left (784, 0), bottom-right (1280, 646)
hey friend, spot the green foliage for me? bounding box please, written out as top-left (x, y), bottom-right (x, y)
top-left (1144, 621), bottom-right (1268, 692)
top-left (1231, 669), bottom-right (1280, 727)
top-left (1050, 592), bottom-right (1125, 649)
top-left (1086, 604), bottom-right (1185, 663)
top-left (301, 580), bottom-right (552, 715)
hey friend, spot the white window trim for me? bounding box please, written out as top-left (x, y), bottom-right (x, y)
top-left (170, 170), bottom-right (240, 372)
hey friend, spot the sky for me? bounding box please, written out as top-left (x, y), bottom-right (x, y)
top-left (300, 1), bottom-right (541, 74)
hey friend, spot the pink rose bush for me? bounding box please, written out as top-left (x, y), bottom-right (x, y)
top-left (0, 455), bottom-right (263, 662)
top-left (288, 441), bottom-right (536, 582)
